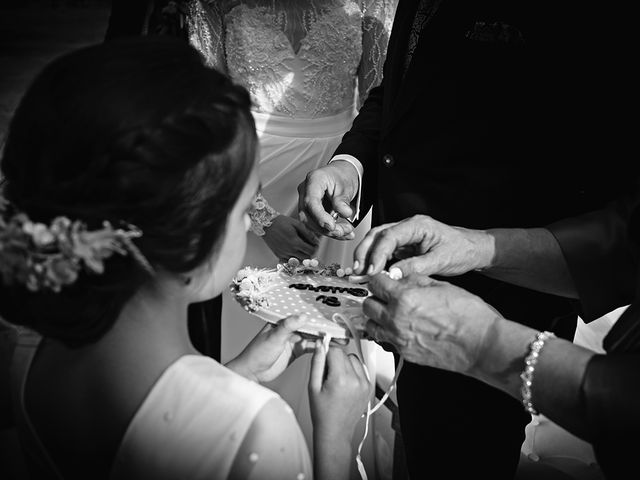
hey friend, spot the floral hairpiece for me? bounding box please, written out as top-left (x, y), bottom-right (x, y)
top-left (0, 194), bottom-right (154, 292)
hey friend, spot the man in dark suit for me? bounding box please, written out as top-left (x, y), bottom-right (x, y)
top-left (297, 0), bottom-right (632, 478)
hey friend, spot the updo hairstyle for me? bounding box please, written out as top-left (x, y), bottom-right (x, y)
top-left (0, 37), bottom-right (257, 347)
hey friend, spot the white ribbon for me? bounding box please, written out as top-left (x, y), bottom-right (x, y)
top-left (330, 313), bottom-right (405, 480)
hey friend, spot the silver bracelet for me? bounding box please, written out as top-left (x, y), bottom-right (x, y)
top-left (520, 330), bottom-right (556, 416)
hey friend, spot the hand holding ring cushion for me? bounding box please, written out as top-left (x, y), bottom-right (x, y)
top-left (230, 258), bottom-right (372, 340)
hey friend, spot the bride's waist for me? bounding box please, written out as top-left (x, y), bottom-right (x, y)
top-left (251, 107), bottom-right (355, 138)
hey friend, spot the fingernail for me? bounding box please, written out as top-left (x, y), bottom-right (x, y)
top-left (389, 267), bottom-right (403, 280)
top-left (367, 264), bottom-right (374, 275)
top-left (353, 260), bottom-right (360, 271)
top-left (348, 274), bottom-right (369, 283)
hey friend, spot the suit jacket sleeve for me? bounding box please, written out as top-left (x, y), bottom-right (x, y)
top-left (547, 192), bottom-right (639, 322)
top-left (547, 184), bottom-right (640, 477)
top-left (333, 83), bottom-right (384, 222)
top-left (580, 352), bottom-right (640, 477)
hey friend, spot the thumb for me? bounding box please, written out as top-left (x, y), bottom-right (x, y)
top-left (273, 314), bottom-right (307, 341)
top-left (309, 339), bottom-right (327, 393)
top-left (332, 197), bottom-right (354, 220)
top-left (391, 256), bottom-right (439, 278)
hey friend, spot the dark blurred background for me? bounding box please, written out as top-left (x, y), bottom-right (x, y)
top-left (0, 0), bottom-right (112, 147)
top-left (0, 3), bottom-right (108, 478)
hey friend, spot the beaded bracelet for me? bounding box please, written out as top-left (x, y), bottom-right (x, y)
top-left (520, 331), bottom-right (556, 416)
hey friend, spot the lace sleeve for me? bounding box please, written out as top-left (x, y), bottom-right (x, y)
top-left (357, 0), bottom-right (397, 108)
top-left (186, 0), bottom-right (227, 71)
top-left (249, 192), bottom-right (280, 237)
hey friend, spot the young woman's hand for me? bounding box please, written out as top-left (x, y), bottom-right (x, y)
top-left (308, 342), bottom-right (372, 442)
top-left (225, 314), bottom-right (315, 383)
top-left (262, 214), bottom-right (320, 261)
top-left (308, 342), bottom-right (372, 479)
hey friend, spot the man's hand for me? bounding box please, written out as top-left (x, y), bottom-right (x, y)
top-left (297, 161), bottom-right (359, 240)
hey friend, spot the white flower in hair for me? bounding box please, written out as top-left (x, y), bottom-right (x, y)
top-left (0, 194), bottom-right (153, 292)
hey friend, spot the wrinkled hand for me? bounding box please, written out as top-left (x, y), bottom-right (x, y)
top-left (362, 273), bottom-right (501, 374)
top-left (297, 161), bottom-right (359, 240)
top-left (226, 314), bottom-right (315, 383)
top-left (308, 342), bottom-right (372, 441)
top-left (263, 215), bottom-right (320, 261)
top-left (352, 214), bottom-right (494, 278)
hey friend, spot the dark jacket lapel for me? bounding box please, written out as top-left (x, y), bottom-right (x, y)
top-left (383, 0), bottom-right (443, 137)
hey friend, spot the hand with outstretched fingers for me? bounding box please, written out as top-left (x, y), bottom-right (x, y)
top-left (352, 214), bottom-right (494, 279)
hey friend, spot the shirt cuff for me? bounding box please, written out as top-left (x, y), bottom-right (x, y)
top-left (328, 155), bottom-right (363, 222)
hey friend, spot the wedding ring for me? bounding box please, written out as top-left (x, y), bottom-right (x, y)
top-left (330, 210), bottom-right (354, 226)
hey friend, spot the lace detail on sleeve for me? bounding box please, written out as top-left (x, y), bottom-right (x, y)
top-left (249, 193), bottom-right (280, 236)
top-left (357, 0), bottom-right (397, 108)
top-left (186, 0), bottom-right (227, 70)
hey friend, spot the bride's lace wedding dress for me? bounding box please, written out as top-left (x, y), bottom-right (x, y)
top-left (187, 1), bottom-right (397, 478)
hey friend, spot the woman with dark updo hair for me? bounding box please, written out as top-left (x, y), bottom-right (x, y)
top-left (0, 37), bottom-right (371, 480)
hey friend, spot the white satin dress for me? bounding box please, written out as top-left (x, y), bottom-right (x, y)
top-left (187, 1), bottom-right (397, 478)
top-left (10, 328), bottom-right (312, 480)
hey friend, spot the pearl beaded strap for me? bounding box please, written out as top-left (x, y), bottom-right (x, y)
top-left (520, 331), bottom-right (556, 416)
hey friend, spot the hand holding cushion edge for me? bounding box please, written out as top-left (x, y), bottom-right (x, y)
top-left (308, 342), bottom-right (372, 442)
top-left (225, 313), bottom-right (310, 383)
top-left (363, 272), bottom-right (501, 375)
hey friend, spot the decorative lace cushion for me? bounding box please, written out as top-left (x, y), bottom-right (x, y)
top-left (230, 258), bottom-right (370, 339)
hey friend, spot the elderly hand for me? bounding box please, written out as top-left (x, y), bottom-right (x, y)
top-left (362, 272), bottom-right (501, 375)
top-left (225, 314), bottom-right (315, 383)
top-left (352, 214), bottom-right (495, 278)
top-left (297, 161), bottom-right (359, 240)
top-left (262, 214), bottom-right (320, 261)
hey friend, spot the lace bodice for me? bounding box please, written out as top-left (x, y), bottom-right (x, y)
top-left (188, 0), bottom-right (396, 118)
